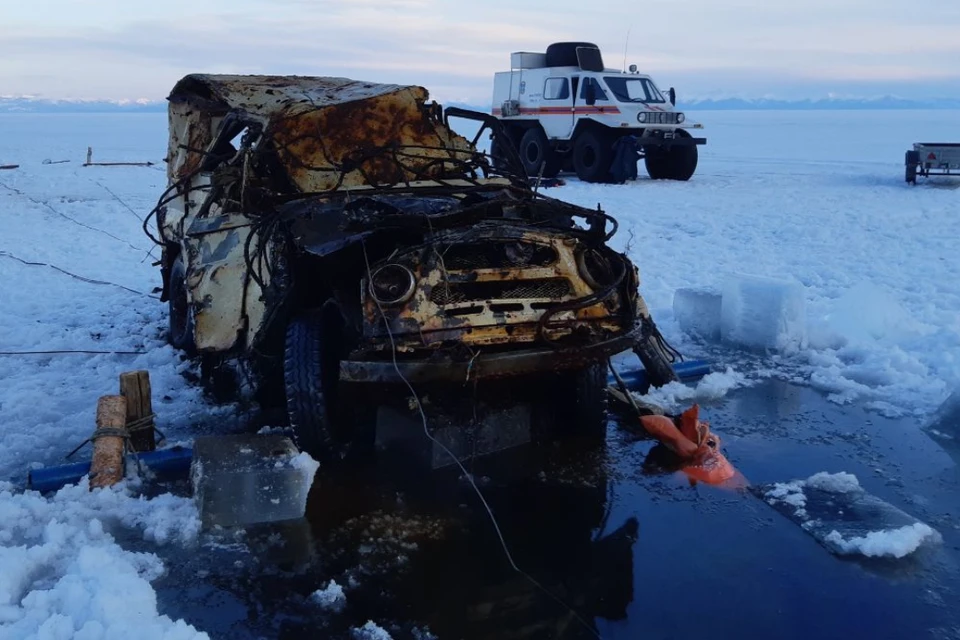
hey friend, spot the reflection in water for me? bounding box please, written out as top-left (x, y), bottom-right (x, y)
top-left (304, 439), bottom-right (640, 639)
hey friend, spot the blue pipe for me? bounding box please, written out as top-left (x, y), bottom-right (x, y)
top-left (607, 359), bottom-right (711, 390)
top-left (28, 446), bottom-right (193, 493)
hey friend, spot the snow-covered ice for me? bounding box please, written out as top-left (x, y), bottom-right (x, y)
top-left (1, 114), bottom-right (214, 637)
top-left (760, 472), bottom-right (940, 559)
top-left (310, 580), bottom-right (347, 612)
top-left (352, 620), bottom-right (393, 640)
top-left (553, 110), bottom-right (960, 417)
top-left (636, 367), bottom-right (750, 412)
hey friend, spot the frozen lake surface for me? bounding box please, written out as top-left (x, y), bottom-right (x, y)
top-left (1, 110), bottom-right (959, 639)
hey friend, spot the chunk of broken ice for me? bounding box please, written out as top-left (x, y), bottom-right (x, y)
top-left (311, 580), bottom-right (347, 612)
top-left (758, 472), bottom-right (940, 559)
top-left (924, 390), bottom-right (960, 463)
top-left (720, 274), bottom-right (807, 352)
top-left (191, 434), bottom-right (319, 528)
top-left (673, 286), bottom-right (722, 341)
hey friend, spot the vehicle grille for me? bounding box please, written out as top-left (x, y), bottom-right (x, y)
top-left (645, 111), bottom-right (680, 125)
top-left (430, 279), bottom-right (572, 305)
top-left (441, 242), bottom-right (557, 270)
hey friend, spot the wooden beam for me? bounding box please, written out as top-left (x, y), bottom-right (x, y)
top-left (120, 370), bottom-right (155, 452)
top-left (90, 395), bottom-right (128, 490)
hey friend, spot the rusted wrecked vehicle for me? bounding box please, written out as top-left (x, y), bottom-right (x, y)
top-left (148, 74), bottom-right (679, 461)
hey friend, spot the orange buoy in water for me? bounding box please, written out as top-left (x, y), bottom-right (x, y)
top-left (638, 404), bottom-right (741, 487)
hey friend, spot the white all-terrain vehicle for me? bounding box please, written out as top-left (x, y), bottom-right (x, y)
top-left (491, 42), bottom-right (706, 183)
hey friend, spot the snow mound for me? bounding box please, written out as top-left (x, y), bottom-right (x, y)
top-left (759, 472), bottom-right (940, 559)
top-left (352, 620), bottom-right (393, 640)
top-left (0, 480), bottom-right (205, 638)
top-left (823, 523), bottom-right (938, 559)
top-left (637, 367), bottom-right (749, 412)
top-left (311, 580), bottom-right (346, 612)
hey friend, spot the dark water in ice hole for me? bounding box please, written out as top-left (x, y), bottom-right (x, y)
top-left (149, 379), bottom-right (960, 640)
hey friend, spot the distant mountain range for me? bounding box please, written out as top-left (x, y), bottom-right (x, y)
top-left (2, 95), bottom-right (960, 114)
top-left (0, 97), bottom-right (166, 113)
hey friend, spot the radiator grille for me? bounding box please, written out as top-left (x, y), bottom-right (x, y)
top-left (430, 279), bottom-right (572, 306)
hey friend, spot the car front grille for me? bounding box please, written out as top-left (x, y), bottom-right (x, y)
top-left (430, 278), bottom-right (572, 306)
top-left (644, 111), bottom-right (679, 125)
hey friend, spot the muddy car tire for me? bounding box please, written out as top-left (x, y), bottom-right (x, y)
top-left (167, 254), bottom-right (196, 355)
top-left (284, 311), bottom-right (342, 459)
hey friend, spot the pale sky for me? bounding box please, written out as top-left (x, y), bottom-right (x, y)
top-left (2, 0), bottom-right (959, 103)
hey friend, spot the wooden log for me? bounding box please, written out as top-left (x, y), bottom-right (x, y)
top-left (120, 370), bottom-right (155, 452)
top-left (90, 395), bottom-right (128, 490)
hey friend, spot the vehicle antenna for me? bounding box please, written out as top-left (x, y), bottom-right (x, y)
top-left (622, 25), bottom-right (632, 73)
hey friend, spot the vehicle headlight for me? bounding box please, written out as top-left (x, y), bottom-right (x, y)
top-left (369, 264), bottom-right (416, 306)
top-left (637, 112), bottom-right (648, 123)
top-left (576, 248), bottom-right (615, 290)
top-left (677, 112), bottom-right (686, 124)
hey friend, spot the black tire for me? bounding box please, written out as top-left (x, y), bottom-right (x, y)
top-left (645, 130), bottom-right (698, 181)
top-left (518, 127), bottom-right (561, 178)
top-left (643, 146), bottom-right (669, 180)
top-left (545, 42), bottom-right (600, 68)
top-left (167, 253), bottom-right (196, 355)
top-left (284, 309), bottom-right (343, 459)
top-left (572, 130), bottom-right (613, 183)
top-left (668, 130), bottom-right (698, 181)
top-left (905, 150), bottom-right (919, 184)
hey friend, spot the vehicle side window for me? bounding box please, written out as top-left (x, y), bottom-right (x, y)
top-left (543, 78), bottom-right (570, 100)
top-left (580, 78), bottom-right (608, 101)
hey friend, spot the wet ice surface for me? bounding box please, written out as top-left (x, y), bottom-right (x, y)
top-left (760, 472), bottom-right (941, 558)
top-left (145, 379), bottom-right (960, 640)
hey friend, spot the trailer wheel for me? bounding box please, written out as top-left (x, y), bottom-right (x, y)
top-left (905, 150), bottom-right (919, 184)
top-left (167, 253), bottom-right (196, 355)
top-left (572, 130), bottom-right (613, 183)
top-left (519, 128), bottom-right (561, 178)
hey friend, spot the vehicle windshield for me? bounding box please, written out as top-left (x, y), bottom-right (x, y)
top-left (603, 77), bottom-right (666, 103)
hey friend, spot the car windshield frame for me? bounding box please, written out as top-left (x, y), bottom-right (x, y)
top-left (602, 76), bottom-right (666, 104)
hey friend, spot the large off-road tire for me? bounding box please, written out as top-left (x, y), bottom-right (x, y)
top-left (518, 127), bottom-right (561, 178)
top-left (545, 42), bottom-right (600, 68)
top-left (644, 130), bottom-right (698, 181)
top-left (167, 253), bottom-right (196, 355)
top-left (572, 130), bottom-right (613, 183)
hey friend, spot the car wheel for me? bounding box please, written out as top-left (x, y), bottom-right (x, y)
top-left (573, 130), bottom-right (613, 183)
top-left (284, 309), bottom-right (343, 459)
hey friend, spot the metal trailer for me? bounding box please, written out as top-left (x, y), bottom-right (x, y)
top-left (905, 143), bottom-right (960, 184)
